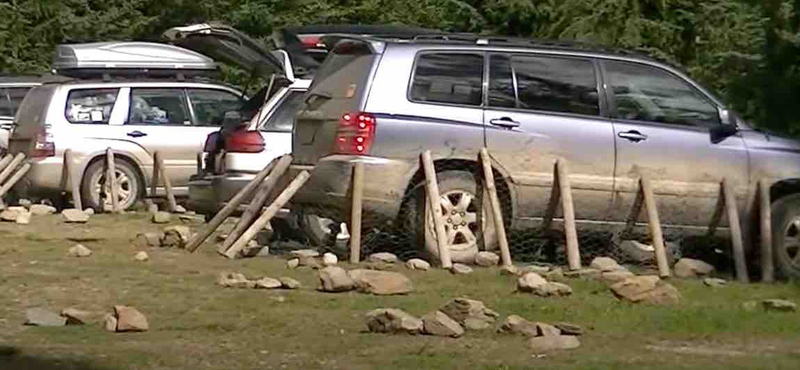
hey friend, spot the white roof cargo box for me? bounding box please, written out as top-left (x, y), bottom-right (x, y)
top-left (53, 42), bottom-right (217, 78)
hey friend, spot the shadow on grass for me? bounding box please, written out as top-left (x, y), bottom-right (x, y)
top-left (0, 345), bottom-right (109, 370)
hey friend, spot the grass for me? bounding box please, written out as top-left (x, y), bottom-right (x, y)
top-left (1, 212), bottom-right (799, 370)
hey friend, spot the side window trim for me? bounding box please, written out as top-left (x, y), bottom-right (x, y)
top-left (184, 88), bottom-right (198, 126)
top-left (109, 87), bottom-right (129, 126)
top-left (64, 87), bottom-right (121, 125)
top-left (406, 50), bottom-right (487, 108)
top-left (127, 87), bottom-right (192, 126)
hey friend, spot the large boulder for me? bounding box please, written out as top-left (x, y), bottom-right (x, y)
top-left (475, 251), bottom-right (500, 266)
top-left (365, 308), bottom-right (423, 335)
top-left (61, 209), bottom-right (89, 223)
top-left (517, 272), bottom-right (547, 292)
top-left (674, 258), bottom-right (715, 278)
top-left (589, 257), bottom-right (621, 272)
top-left (348, 269), bottom-right (413, 295)
top-left (25, 308), bottom-right (66, 327)
top-left (405, 258), bottom-right (431, 271)
top-left (422, 310), bottom-right (464, 337)
top-left (114, 305), bottom-right (148, 332)
top-left (318, 266), bottom-right (354, 292)
top-left (439, 298), bottom-right (498, 330)
top-left (610, 276), bottom-right (682, 305)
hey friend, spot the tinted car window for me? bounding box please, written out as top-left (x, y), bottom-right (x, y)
top-left (66, 88), bottom-right (119, 124)
top-left (410, 53), bottom-right (484, 106)
top-left (513, 55), bottom-right (599, 116)
top-left (188, 89), bottom-right (242, 126)
top-left (261, 90), bottom-right (306, 132)
top-left (0, 86), bottom-right (33, 118)
top-left (605, 61), bottom-right (720, 128)
top-left (489, 54), bottom-right (516, 108)
top-left (128, 88), bottom-right (190, 125)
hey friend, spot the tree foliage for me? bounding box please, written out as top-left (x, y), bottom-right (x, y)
top-left (1, 0), bottom-right (799, 133)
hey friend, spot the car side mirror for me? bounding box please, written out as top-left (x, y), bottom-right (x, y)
top-left (710, 123), bottom-right (738, 144)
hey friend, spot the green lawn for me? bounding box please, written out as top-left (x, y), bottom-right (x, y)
top-left (1, 212), bottom-right (799, 370)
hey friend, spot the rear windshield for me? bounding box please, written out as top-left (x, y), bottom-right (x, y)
top-left (307, 40), bottom-right (377, 101)
top-left (13, 85), bottom-right (55, 134)
top-left (0, 86), bottom-right (34, 118)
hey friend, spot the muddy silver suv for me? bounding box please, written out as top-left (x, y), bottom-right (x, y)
top-left (292, 35), bottom-right (800, 278)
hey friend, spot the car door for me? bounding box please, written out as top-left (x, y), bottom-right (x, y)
top-left (602, 59), bottom-right (749, 227)
top-left (483, 53), bottom-right (616, 223)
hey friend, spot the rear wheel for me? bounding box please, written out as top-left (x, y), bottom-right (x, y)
top-left (81, 159), bottom-right (142, 211)
top-left (771, 193), bottom-right (800, 279)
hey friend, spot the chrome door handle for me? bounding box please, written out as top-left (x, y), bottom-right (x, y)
top-left (489, 117), bottom-right (520, 128)
top-left (618, 130), bottom-right (648, 142)
top-left (127, 130), bottom-right (147, 138)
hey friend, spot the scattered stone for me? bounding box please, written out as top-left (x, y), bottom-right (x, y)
top-left (528, 335), bottom-right (581, 352)
top-left (600, 270), bottom-right (636, 284)
top-left (29, 204), bottom-right (57, 216)
top-left (475, 251), bottom-right (500, 266)
top-left (256, 246), bottom-right (270, 257)
top-left (518, 265), bottom-right (551, 275)
top-left (286, 258), bottom-right (300, 269)
top-left (152, 211), bottom-right (171, 224)
top-left (535, 322), bottom-right (561, 337)
top-left (60, 308), bottom-right (99, 325)
top-left (517, 272), bottom-right (547, 292)
top-left (543, 267), bottom-right (564, 281)
top-left (240, 240), bottom-right (263, 257)
top-left (450, 263), bottom-right (473, 274)
top-left (590, 257), bottom-right (621, 272)
top-left (178, 214), bottom-right (205, 224)
top-left (742, 301), bottom-right (759, 312)
top-left (217, 272), bottom-right (254, 289)
top-left (348, 269), bottom-right (413, 295)
top-left (162, 225), bottom-right (191, 248)
top-left (368, 252), bottom-right (398, 264)
top-left (365, 308), bottom-right (423, 335)
top-left (703, 277), bottom-right (727, 288)
top-left (762, 299), bottom-right (797, 312)
top-left (289, 249), bottom-right (320, 259)
top-left (322, 252), bottom-right (338, 266)
top-left (279, 277), bottom-right (301, 289)
top-left (19, 199), bottom-right (32, 209)
top-left (500, 265), bottom-right (519, 276)
top-left (1, 208), bottom-right (21, 221)
top-left (498, 315), bottom-right (539, 337)
top-left (464, 318), bottom-right (493, 330)
top-left (174, 205), bottom-right (187, 214)
top-left (132, 232), bottom-right (163, 248)
top-left (440, 298), bottom-right (498, 330)
top-left (563, 268), bottom-right (601, 279)
top-left (114, 305), bottom-right (148, 332)
top-left (532, 282), bottom-right (573, 297)
top-left (68, 244), bottom-right (92, 257)
top-left (554, 322), bottom-right (584, 336)
top-left (24, 308), bottom-right (66, 327)
top-left (254, 277), bottom-right (282, 289)
top-left (405, 258), bottom-right (431, 271)
top-left (422, 310), bottom-right (464, 337)
top-left (146, 202), bottom-right (159, 215)
top-left (15, 211), bottom-right (31, 224)
top-left (362, 261), bottom-right (395, 271)
top-left (62, 208), bottom-right (89, 223)
top-left (610, 276), bottom-right (681, 305)
top-left (318, 266), bottom-right (354, 292)
top-left (674, 258), bottom-right (715, 278)
top-left (83, 208), bottom-right (95, 215)
top-left (103, 313), bottom-right (117, 332)
top-left (133, 251), bottom-right (149, 262)
top-left (619, 240), bottom-right (656, 263)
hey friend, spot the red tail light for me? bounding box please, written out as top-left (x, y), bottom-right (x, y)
top-left (224, 127), bottom-right (265, 153)
top-left (32, 125), bottom-right (55, 157)
top-left (335, 112), bottom-right (376, 155)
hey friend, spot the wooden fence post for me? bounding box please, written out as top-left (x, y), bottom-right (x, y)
top-left (63, 149), bottom-right (82, 210)
top-left (0, 163), bottom-right (31, 199)
top-left (556, 159), bottom-right (581, 271)
top-left (106, 148), bottom-right (120, 213)
top-left (196, 152), bottom-right (203, 174)
top-left (224, 171), bottom-right (310, 259)
top-left (186, 158), bottom-right (279, 253)
top-left (152, 151), bottom-right (177, 212)
top-left (759, 179), bottom-right (774, 282)
top-left (639, 175), bottom-right (671, 278)
top-left (723, 178), bottom-right (750, 283)
top-left (421, 150), bottom-right (452, 269)
top-left (349, 162), bottom-right (364, 264)
top-left (150, 152), bottom-right (160, 197)
top-left (480, 148), bottom-right (511, 267)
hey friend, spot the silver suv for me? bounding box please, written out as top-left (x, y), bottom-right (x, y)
top-left (293, 35), bottom-right (800, 278)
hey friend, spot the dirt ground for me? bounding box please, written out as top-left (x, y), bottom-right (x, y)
top-left (1, 212), bottom-right (799, 370)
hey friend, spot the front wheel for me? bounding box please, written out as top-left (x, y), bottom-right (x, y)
top-left (771, 193), bottom-right (800, 279)
top-left (81, 159), bottom-right (142, 211)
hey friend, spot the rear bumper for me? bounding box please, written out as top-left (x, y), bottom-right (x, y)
top-left (25, 156), bottom-right (66, 193)
top-left (187, 171), bottom-right (255, 215)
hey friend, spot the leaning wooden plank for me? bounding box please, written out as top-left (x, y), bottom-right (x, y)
top-left (480, 148), bottom-right (512, 267)
top-left (150, 152), bottom-right (160, 197)
top-left (0, 153), bottom-right (25, 186)
top-left (707, 186), bottom-right (725, 237)
top-left (556, 159), bottom-right (581, 271)
top-left (218, 155), bottom-right (293, 254)
top-left (759, 179), bottom-right (774, 283)
top-left (349, 161), bottom-right (365, 264)
top-left (186, 158), bottom-right (279, 253)
top-left (154, 151), bottom-right (177, 212)
top-left (224, 170), bottom-right (311, 259)
top-left (421, 150), bottom-right (452, 269)
top-left (196, 152), bottom-right (203, 174)
top-left (639, 175), bottom-right (670, 278)
top-left (63, 149), bottom-right (82, 210)
top-left (539, 162), bottom-right (561, 234)
top-left (106, 148), bottom-right (120, 213)
top-left (723, 178), bottom-right (750, 283)
top-left (0, 154), bottom-right (13, 174)
top-left (0, 163), bottom-right (31, 199)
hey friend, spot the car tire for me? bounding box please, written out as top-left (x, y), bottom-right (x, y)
top-left (771, 193), bottom-right (800, 279)
top-left (403, 170), bottom-right (497, 264)
top-left (81, 159), bottom-right (142, 211)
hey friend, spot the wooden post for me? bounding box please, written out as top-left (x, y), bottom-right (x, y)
top-left (63, 149), bottom-right (82, 210)
top-left (0, 163), bottom-right (31, 199)
top-left (106, 148), bottom-right (120, 213)
top-left (722, 178), bottom-right (750, 283)
top-left (540, 162), bottom-right (561, 234)
top-left (219, 155), bottom-right (293, 254)
top-left (349, 162), bottom-right (364, 264)
top-left (196, 152), bottom-right (203, 174)
top-left (556, 159), bottom-right (581, 271)
top-left (224, 170), bottom-right (310, 259)
top-left (152, 151), bottom-right (177, 212)
top-left (150, 153), bottom-right (160, 197)
top-left (421, 150), bottom-right (452, 269)
top-left (0, 153), bottom-right (25, 185)
top-left (480, 148), bottom-right (511, 267)
top-left (0, 154), bottom-right (12, 174)
top-left (759, 179), bottom-right (774, 282)
top-left (186, 158), bottom-right (279, 253)
top-left (639, 175), bottom-right (671, 278)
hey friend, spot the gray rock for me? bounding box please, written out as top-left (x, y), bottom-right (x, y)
top-left (498, 314), bottom-right (539, 337)
top-left (18, 199), bottom-right (32, 209)
top-left (83, 208), bottom-right (95, 215)
top-left (528, 335), bottom-right (581, 352)
top-left (366, 308), bottom-right (423, 334)
top-left (15, 211), bottom-right (31, 225)
top-left (450, 263), bottom-right (473, 274)
top-left (563, 268), bottom-right (601, 279)
top-left (517, 272), bottom-right (547, 292)
top-left (475, 251), bottom-right (500, 266)
top-left (62, 208), bottom-right (89, 223)
top-left (239, 240), bottom-right (263, 257)
top-left (217, 272), bottom-right (254, 289)
top-left (703, 277), bottom-right (727, 288)
top-left (68, 244), bottom-right (92, 257)
top-left (674, 258), bottom-right (715, 278)
top-left (256, 246), bottom-right (270, 257)
top-left (348, 269), bottom-right (413, 295)
top-left (368, 252), bottom-right (398, 264)
top-left (610, 275), bottom-right (682, 305)
top-left (601, 270), bottom-right (636, 284)
top-left (535, 322), bottom-right (561, 337)
top-left (619, 240), bottom-right (657, 263)
top-left (543, 267), bottom-right (564, 281)
top-left (286, 258), bottom-right (300, 269)
top-left (422, 310), bottom-right (464, 337)
top-left (1, 208), bottom-right (21, 221)
top-left (162, 225), bottom-right (191, 248)
top-left (133, 251), bottom-right (149, 261)
top-left (132, 232), bottom-right (163, 249)
top-left (318, 266), bottom-right (354, 292)
top-left (322, 252), bottom-right (338, 266)
top-left (554, 322), bottom-right (584, 336)
top-left (279, 277), bottom-right (301, 289)
top-left (60, 308), bottom-right (100, 325)
top-left (405, 258), bottom-right (431, 271)
top-left (440, 298), bottom-right (497, 329)
top-left (762, 299), bottom-right (797, 312)
top-left (589, 256), bottom-right (620, 272)
top-left (25, 308), bottom-right (66, 327)
top-left (289, 249), bottom-right (320, 258)
top-left (254, 277), bottom-right (282, 289)
top-left (152, 211), bottom-right (172, 224)
top-left (532, 282), bottom-right (573, 297)
top-left (29, 204), bottom-right (57, 216)
top-left (114, 305), bottom-right (148, 332)
top-left (518, 265), bottom-right (551, 275)
top-left (103, 313), bottom-right (117, 332)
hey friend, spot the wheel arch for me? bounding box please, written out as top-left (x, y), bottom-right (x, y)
top-left (79, 152), bottom-right (147, 199)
